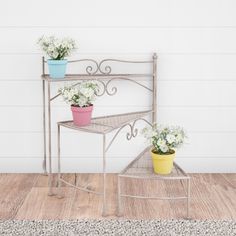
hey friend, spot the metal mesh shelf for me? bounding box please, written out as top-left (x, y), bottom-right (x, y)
top-left (58, 110), bottom-right (152, 134)
top-left (41, 73), bottom-right (153, 82)
top-left (119, 146), bottom-right (189, 180)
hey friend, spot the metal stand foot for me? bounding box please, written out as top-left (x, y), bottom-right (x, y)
top-left (47, 172), bottom-right (54, 196)
top-left (56, 180), bottom-right (64, 199)
top-left (47, 178), bottom-right (54, 196)
top-left (42, 160), bottom-right (48, 176)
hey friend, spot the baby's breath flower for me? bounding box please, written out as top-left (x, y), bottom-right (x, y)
top-left (59, 81), bottom-right (99, 107)
top-left (37, 35), bottom-right (77, 60)
top-left (141, 124), bottom-right (187, 154)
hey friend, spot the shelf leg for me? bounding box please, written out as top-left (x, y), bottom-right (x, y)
top-left (42, 80), bottom-right (47, 175)
top-left (74, 173), bottom-right (77, 186)
top-left (187, 178), bottom-right (191, 219)
top-left (117, 175), bottom-right (123, 217)
top-left (57, 124), bottom-right (63, 199)
top-left (47, 81), bottom-right (53, 196)
top-left (176, 167), bottom-right (186, 196)
top-left (102, 134), bottom-right (107, 217)
top-left (152, 53), bottom-right (157, 123)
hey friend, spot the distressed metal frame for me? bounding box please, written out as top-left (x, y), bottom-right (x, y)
top-left (41, 53), bottom-right (157, 215)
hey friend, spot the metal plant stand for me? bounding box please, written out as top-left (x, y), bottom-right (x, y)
top-left (41, 54), bottom-right (158, 215)
top-left (117, 147), bottom-right (191, 218)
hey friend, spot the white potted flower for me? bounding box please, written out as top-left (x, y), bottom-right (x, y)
top-left (59, 81), bottom-right (100, 126)
top-left (38, 36), bottom-right (76, 79)
top-left (141, 124), bottom-right (186, 175)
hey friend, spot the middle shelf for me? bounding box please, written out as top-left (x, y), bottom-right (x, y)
top-left (58, 110), bottom-right (153, 134)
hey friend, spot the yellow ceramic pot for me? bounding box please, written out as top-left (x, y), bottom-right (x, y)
top-left (151, 149), bottom-right (175, 175)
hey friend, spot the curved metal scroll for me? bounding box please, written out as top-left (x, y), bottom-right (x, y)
top-left (68, 59), bottom-right (99, 75)
top-left (51, 76), bottom-right (152, 101)
top-left (95, 77), bottom-right (152, 97)
top-left (98, 59), bottom-right (153, 75)
top-left (95, 80), bottom-right (117, 97)
top-left (105, 118), bottom-right (153, 152)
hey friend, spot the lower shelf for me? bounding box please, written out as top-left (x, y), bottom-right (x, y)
top-left (117, 147), bottom-right (191, 218)
top-left (119, 146), bottom-right (190, 180)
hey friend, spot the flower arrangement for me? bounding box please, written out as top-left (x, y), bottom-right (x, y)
top-left (141, 124), bottom-right (186, 155)
top-left (38, 36), bottom-right (76, 60)
top-left (59, 81), bottom-right (100, 107)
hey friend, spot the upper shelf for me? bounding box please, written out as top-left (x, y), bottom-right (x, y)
top-left (58, 110), bottom-right (152, 134)
top-left (119, 147), bottom-right (189, 180)
top-left (41, 73), bottom-right (153, 82)
top-left (41, 54), bottom-right (157, 82)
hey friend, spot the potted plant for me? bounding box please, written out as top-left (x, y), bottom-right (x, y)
top-left (38, 36), bottom-right (76, 79)
top-left (141, 124), bottom-right (186, 175)
top-left (59, 81), bottom-right (100, 126)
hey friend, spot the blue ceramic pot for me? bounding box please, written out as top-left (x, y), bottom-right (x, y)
top-left (47, 59), bottom-right (67, 79)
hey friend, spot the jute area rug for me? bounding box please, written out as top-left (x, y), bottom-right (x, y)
top-left (0, 219), bottom-right (235, 236)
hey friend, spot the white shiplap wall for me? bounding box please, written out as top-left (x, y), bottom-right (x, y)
top-left (0, 0), bottom-right (235, 173)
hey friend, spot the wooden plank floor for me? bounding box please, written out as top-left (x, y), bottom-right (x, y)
top-left (0, 174), bottom-right (235, 220)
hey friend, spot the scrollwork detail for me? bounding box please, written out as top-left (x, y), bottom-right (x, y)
top-left (69, 59), bottom-right (99, 75)
top-left (95, 77), bottom-right (152, 97)
top-left (98, 59), bottom-right (153, 75)
top-left (98, 59), bottom-right (113, 74)
top-left (95, 79), bottom-right (118, 97)
top-left (126, 124), bottom-right (138, 141)
top-left (105, 118), bottom-right (153, 152)
top-left (45, 57), bottom-right (153, 75)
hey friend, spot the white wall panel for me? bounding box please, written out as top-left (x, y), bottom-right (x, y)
top-left (0, 107), bottom-right (234, 133)
top-left (1, 80), bottom-right (235, 106)
top-left (1, 0), bottom-right (235, 27)
top-left (158, 81), bottom-right (236, 106)
top-left (1, 28), bottom-right (236, 54)
top-left (0, 157), bottom-right (235, 173)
